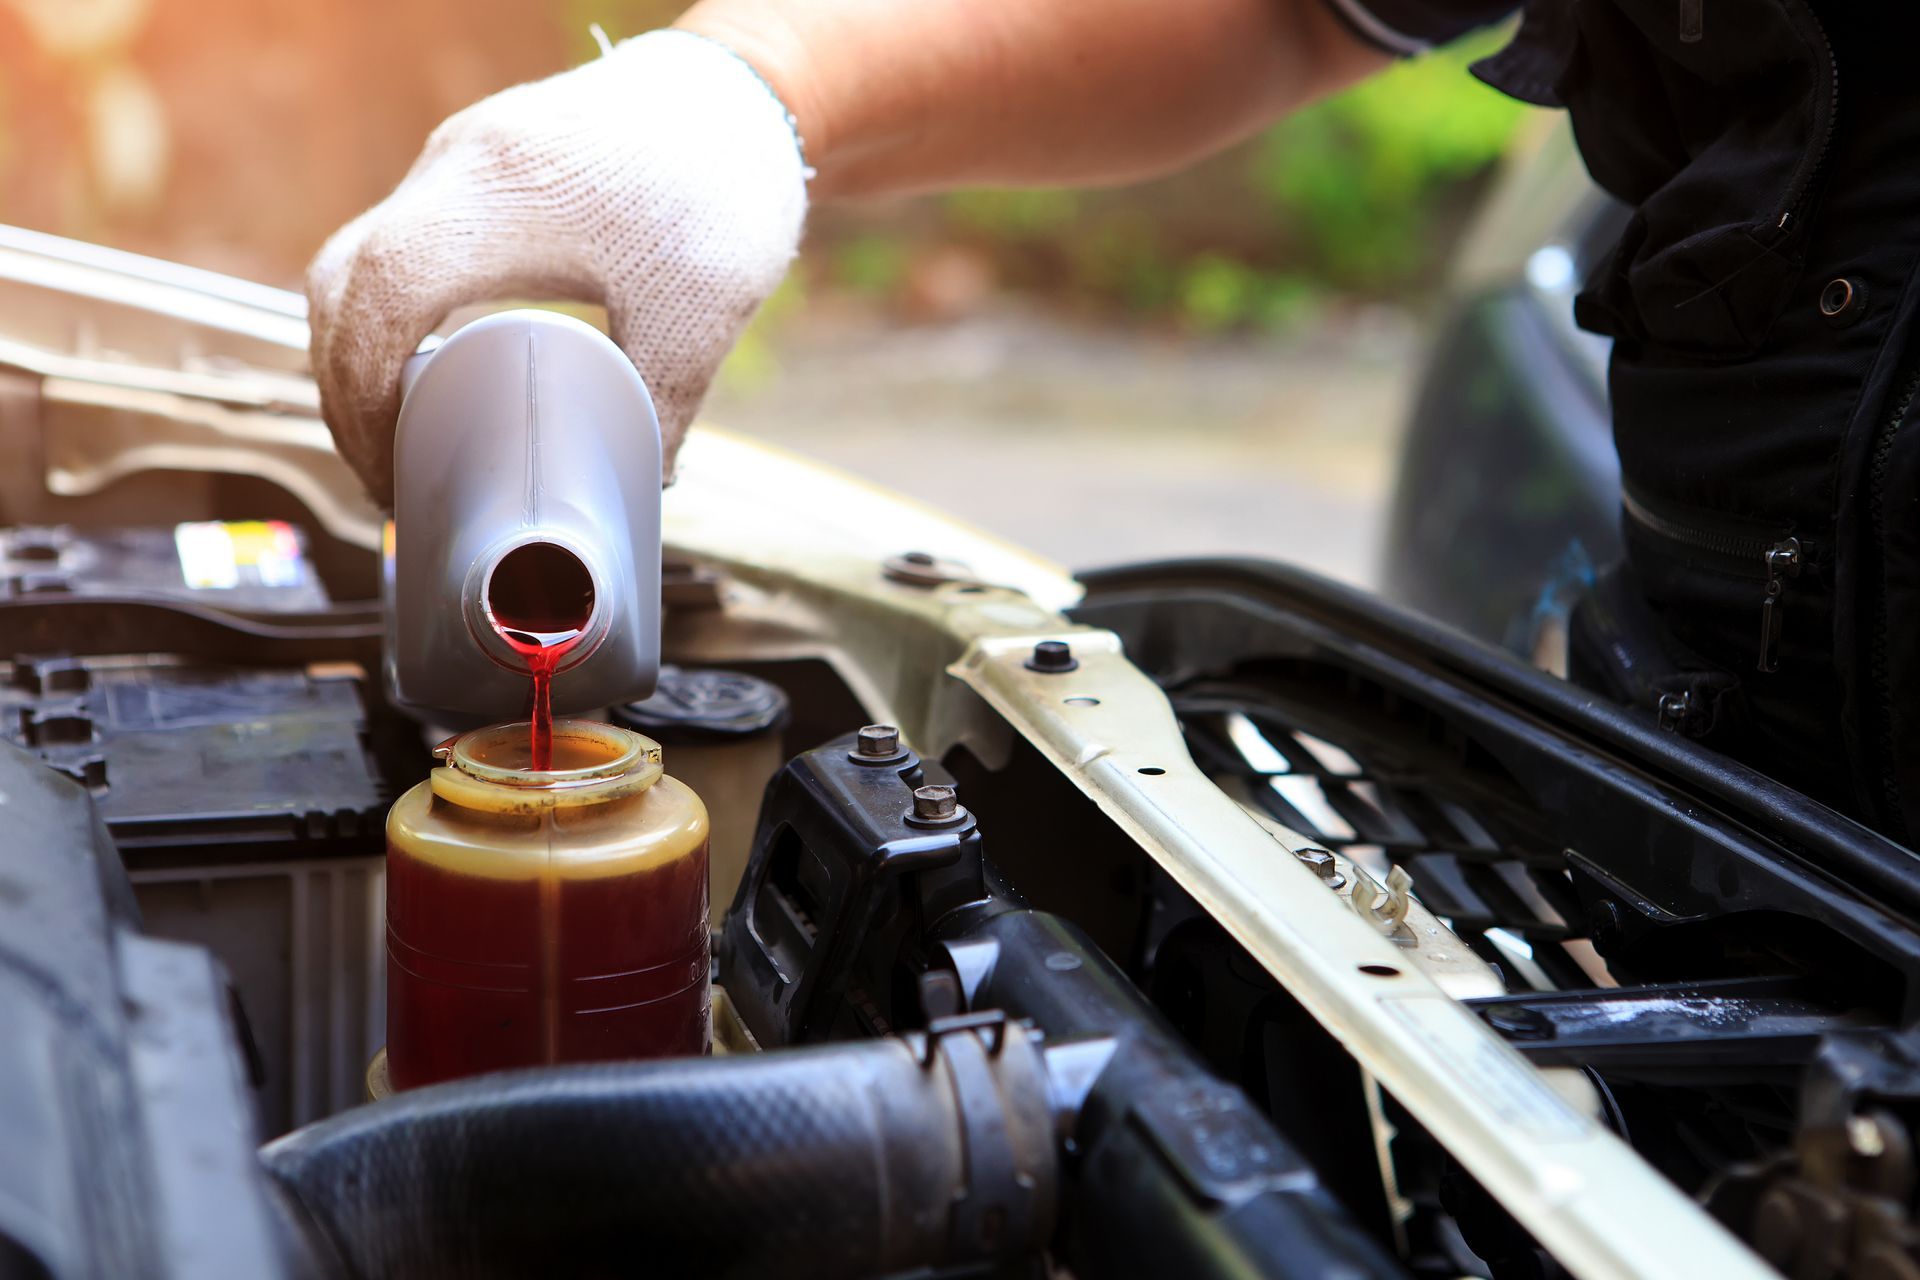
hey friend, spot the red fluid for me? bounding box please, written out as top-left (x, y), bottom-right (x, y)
top-left (497, 629), bottom-right (580, 770)
top-left (385, 821), bottom-right (710, 1089)
top-left (485, 542), bottom-right (594, 769)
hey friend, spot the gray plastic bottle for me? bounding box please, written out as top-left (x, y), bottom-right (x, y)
top-left (383, 309), bottom-right (662, 723)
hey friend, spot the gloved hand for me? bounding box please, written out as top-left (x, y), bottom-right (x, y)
top-left (306, 30), bottom-right (808, 505)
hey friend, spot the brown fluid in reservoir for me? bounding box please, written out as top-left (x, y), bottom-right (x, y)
top-left (486, 542), bottom-right (594, 769)
top-left (386, 823), bottom-right (709, 1086)
top-left (385, 721), bottom-right (710, 1090)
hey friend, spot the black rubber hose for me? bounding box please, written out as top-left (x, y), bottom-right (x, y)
top-left (260, 1032), bottom-right (1055, 1280)
top-left (937, 901), bottom-right (1409, 1279)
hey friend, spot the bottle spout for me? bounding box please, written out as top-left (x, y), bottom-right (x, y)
top-left (382, 309), bottom-right (663, 724)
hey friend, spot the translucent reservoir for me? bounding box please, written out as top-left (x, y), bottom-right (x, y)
top-left (385, 719), bottom-right (709, 1090)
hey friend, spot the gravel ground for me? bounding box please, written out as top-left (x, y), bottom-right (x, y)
top-left (703, 304), bottom-right (1422, 586)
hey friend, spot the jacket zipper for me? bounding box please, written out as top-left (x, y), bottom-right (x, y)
top-left (1867, 368), bottom-right (1920, 824)
top-left (1773, 0), bottom-right (1840, 236)
top-left (1621, 487), bottom-right (1803, 673)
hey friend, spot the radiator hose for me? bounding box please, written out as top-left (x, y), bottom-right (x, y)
top-left (260, 1026), bottom-right (1057, 1280)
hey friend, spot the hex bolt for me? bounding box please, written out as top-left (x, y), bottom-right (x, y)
top-left (1295, 847), bottom-right (1339, 880)
top-left (856, 724), bottom-right (902, 758)
top-left (1026, 639), bottom-right (1079, 674)
top-left (913, 784), bottom-right (959, 821)
top-left (1294, 847), bottom-right (1348, 889)
top-left (883, 550), bottom-right (972, 588)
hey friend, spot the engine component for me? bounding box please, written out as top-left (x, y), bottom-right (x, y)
top-left (1705, 1030), bottom-right (1920, 1280)
top-left (937, 904), bottom-right (1404, 1280)
top-left (719, 728), bottom-right (969, 1045)
top-left (385, 309), bottom-right (663, 723)
top-left (0, 654), bottom-right (381, 842)
top-left (385, 718), bottom-right (709, 1089)
top-left (615, 665), bottom-right (790, 927)
top-left (24, 219), bottom-right (1913, 1277)
top-left (0, 741), bottom-right (284, 1280)
top-left (263, 1023), bottom-right (1059, 1280)
top-left (719, 729), bottom-right (1406, 1279)
top-left (0, 649), bottom-right (387, 1135)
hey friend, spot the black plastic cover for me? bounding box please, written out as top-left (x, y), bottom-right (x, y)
top-left (0, 657), bottom-right (385, 861)
top-left (0, 743), bottom-right (289, 1279)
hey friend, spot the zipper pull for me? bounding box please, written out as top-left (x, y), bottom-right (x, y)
top-left (1757, 537), bottom-right (1802, 673)
top-left (1657, 690), bottom-right (1694, 733)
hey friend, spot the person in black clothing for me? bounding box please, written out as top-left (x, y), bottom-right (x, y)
top-left (305, 0), bottom-right (1920, 841)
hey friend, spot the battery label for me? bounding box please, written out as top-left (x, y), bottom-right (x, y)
top-left (174, 520), bottom-right (305, 591)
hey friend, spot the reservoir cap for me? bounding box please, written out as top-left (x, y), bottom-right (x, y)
top-left (616, 666), bottom-right (789, 743)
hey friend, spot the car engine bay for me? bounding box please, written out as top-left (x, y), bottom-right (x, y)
top-left (5, 225), bottom-right (1920, 1280)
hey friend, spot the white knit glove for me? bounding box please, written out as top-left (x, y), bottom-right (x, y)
top-left (306, 30), bottom-right (808, 505)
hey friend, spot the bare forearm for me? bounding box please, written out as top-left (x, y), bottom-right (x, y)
top-left (675, 0), bottom-right (1388, 199)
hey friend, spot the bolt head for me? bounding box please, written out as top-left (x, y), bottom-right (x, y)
top-left (1849, 1114), bottom-right (1889, 1159)
top-left (883, 550), bottom-right (972, 588)
top-left (1295, 847), bottom-right (1339, 881)
top-left (913, 784), bottom-right (958, 821)
top-left (1027, 639), bottom-right (1079, 673)
top-left (856, 724), bottom-right (902, 757)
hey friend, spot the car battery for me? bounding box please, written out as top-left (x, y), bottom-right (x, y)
top-left (0, 521), bottom-right (390, 1135)
top-left (1, 521), bottom-right (331, 612)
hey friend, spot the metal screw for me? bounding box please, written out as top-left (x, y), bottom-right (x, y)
top-left (913, 785), bottom-right (958, 821)
top-left (1026, 640), bottom-right (1079, 673)
top-left (1294, 847), bottom-right (1346, 888)
top-left (883, 550), bottom-right (974, 588)
top-left (856, 724), bottom-right (902, 758)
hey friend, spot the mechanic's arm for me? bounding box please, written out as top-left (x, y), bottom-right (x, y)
top-left (307, 0), bottom-right (1387, 502)
top-left (678, 0), bottom-right (1386, 197)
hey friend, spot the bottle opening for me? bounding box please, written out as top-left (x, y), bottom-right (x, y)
top-left (485, 541), bottom-right (595, 644)
top-left (444, 719), bottom-right (661, 789)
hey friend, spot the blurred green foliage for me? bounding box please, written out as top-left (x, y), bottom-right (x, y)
top-left (832, 235), bottom-right (910, 295)
top-left (890, 32), bottom-right (1530, 331)
top-left (1251, 34), bottom-right (1528, 289)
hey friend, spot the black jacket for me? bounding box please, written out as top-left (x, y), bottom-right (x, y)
top-left (1330, 0), bottom-right (1920, 840)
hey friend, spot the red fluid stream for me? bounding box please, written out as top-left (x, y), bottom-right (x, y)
top-left (496, 626), bottom-right (583, 769)
top-left (485, 542), bottom-right (596, 769)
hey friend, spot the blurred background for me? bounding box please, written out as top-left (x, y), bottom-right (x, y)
top-left (0, 0), bottom-right (1543, 582)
